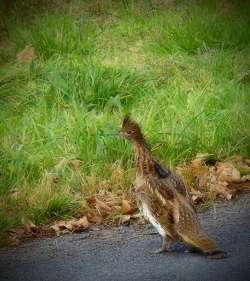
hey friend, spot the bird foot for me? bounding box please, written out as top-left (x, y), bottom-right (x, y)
top-left (185, 247), bottom-right (200, 254)
top-left (149, 248), bottom-right (169, 254)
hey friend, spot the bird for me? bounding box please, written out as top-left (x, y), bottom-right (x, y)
top-left (119, 114), bottom-right (226, 259)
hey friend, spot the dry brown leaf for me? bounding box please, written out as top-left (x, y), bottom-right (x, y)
top-left (77, 216), bottom-right (89, 227)
top-left (87, 196), bottom-right (96, 205)
top-left (72, 216), bottom-right (89, 232)
top-left (8, 228), bottom-right (26, 236)
top-left (241, 175), bottom-right (250, 182)
top-left (236, 163), bottom-right (250, 176)
top-left (216, 162), bottom-right (241, 183)
top-left (24, 220), bottom-right (37, 233)
top-left (87, 212), bottom-right (103, 224)
top-left (9, 237), bottom-right (21, 246)
top-left (121, 199), bottom-right (133, 215)
top-left (95, 198), bottom-right (113, 214)
top-left (51, 221), bottom-right (71, 236)
top-left (208, 166), bottom-right (217, 183)
top-left (16, 44), bottom-right (35, 63)
top-left (192, 194), bottom-right (203, 204)
top-left (233, 154), bottom-right (242, 162)
top-left (232, 155), bottom-right (250, 175)
top-left (7, 222), bottom-right (40, 245)
top-left (51, 216), bottom-right (89, 236)
top-left (190, 158), bottom-right (210, 191)
top-left (210, 182), bottom-right (235, 200)
top-left (191, 190), bottom-right (204, 205)
top-left (190, 158), bottom-right (204, 176)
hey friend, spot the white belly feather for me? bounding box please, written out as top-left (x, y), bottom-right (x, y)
top-left (141, 202), bottom-right (166, 237)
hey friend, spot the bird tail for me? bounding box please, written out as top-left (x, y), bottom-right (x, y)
top-left (175, 196), bottom-right (227, 259)
top-left (180, 231), bottom-right (227, 259)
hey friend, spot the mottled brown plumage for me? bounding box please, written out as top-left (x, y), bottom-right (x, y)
top-left (119, 115), bottom-right (226, 259)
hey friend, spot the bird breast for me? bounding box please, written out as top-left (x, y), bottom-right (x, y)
top-left (141, 201), bottom-right (166, 237)
top-left (134, 175), bottom-right (167, 237)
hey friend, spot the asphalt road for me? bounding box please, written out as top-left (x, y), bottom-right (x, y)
top-left (0, 193), bottom-right (250, 281)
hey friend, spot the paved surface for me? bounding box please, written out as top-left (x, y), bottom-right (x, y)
top-left (0, 194), bottom-right (250, 281)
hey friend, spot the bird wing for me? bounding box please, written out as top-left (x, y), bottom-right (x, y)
top-left (136, 176), bottom-right (176, 239)
top-left (153, 161), bottom-right (187, 196)
top-left (153, 160), bottom-right (194, 207)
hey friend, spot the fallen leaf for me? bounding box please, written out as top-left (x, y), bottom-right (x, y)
top-left (210, 182), bottom-right (235, 200)
top-left (24, 220), bottom-right (37, 233)
top-left (190, 158), bottom-right (210, 190)
top-left (51, 221), bottom-right (71, 236)
top-left (191, 191), bottom-right (204, 205)
top-left (241, 175), bottom-right (250, 182)
top-left (233, 154), bottom-right (242, 162)
top-left (235, 163), bottom-right (250, 176)
top-left (9, 237), bottom-right (21, 246)
top-left (87, 212), bottom-right (103, 224)
top-left (190, 158), bottom-right (204, 176)
top-left (72, 216), bottom-right (89, 232)
top-left (8, 228), bottom-right (25, 236)
top-left (216, 162), bottom-right (241, 183)
top-left (8, 228), bottom-right (25, 246)
top-left (16, 44), bottom-right (35, 63)
top-left (51, 216), bottom-right (89, 236)
top-left (95, 198), bottom-right (113, 214)
top-left (87, 196), bottom-right (97, 205)
top-left (121, 199), bottom-right (133, 215)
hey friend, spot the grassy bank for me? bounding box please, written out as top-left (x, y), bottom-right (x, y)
top-left (0, 0), bottom-right (250, 245)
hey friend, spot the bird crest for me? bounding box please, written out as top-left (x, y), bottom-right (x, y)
top-left (122, 114), bottom-right (138, 130)
top-left (120, 114), bottom-right (145, 144)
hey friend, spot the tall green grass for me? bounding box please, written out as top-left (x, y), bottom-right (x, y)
top-left (148, 5), bottom-right (250, 54)
top-left (0, 0), bottom-right (250, 244)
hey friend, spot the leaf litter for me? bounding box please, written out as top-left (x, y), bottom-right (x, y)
top-left (7, 155), bottom-right (250, 246)
top-left (177, 154), bottom-right (250, 204)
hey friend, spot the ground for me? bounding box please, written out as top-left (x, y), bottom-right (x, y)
top-left (0, 193), bottom-right (249, 281)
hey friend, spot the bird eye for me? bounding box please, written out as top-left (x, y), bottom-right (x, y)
top-left (127, 130), bottom-right (133, 135)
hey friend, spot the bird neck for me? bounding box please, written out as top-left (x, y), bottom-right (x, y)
top-left (132, 142), bottom-right (155, 176)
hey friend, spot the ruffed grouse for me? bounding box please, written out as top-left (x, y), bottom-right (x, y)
top-left (119, 115), bottom-right (226, 259)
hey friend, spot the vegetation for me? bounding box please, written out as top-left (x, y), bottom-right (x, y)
top-left (0, 0), bottom-right (250, 245)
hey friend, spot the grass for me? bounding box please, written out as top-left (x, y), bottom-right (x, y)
top-left (0, 0), bottom-right (250, 245)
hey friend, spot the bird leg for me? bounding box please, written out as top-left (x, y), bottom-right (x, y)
top-left (151, 236), bottom-right (171, 254)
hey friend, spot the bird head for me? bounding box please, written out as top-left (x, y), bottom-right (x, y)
top-left (119, 114), bottom-right (145, 144)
